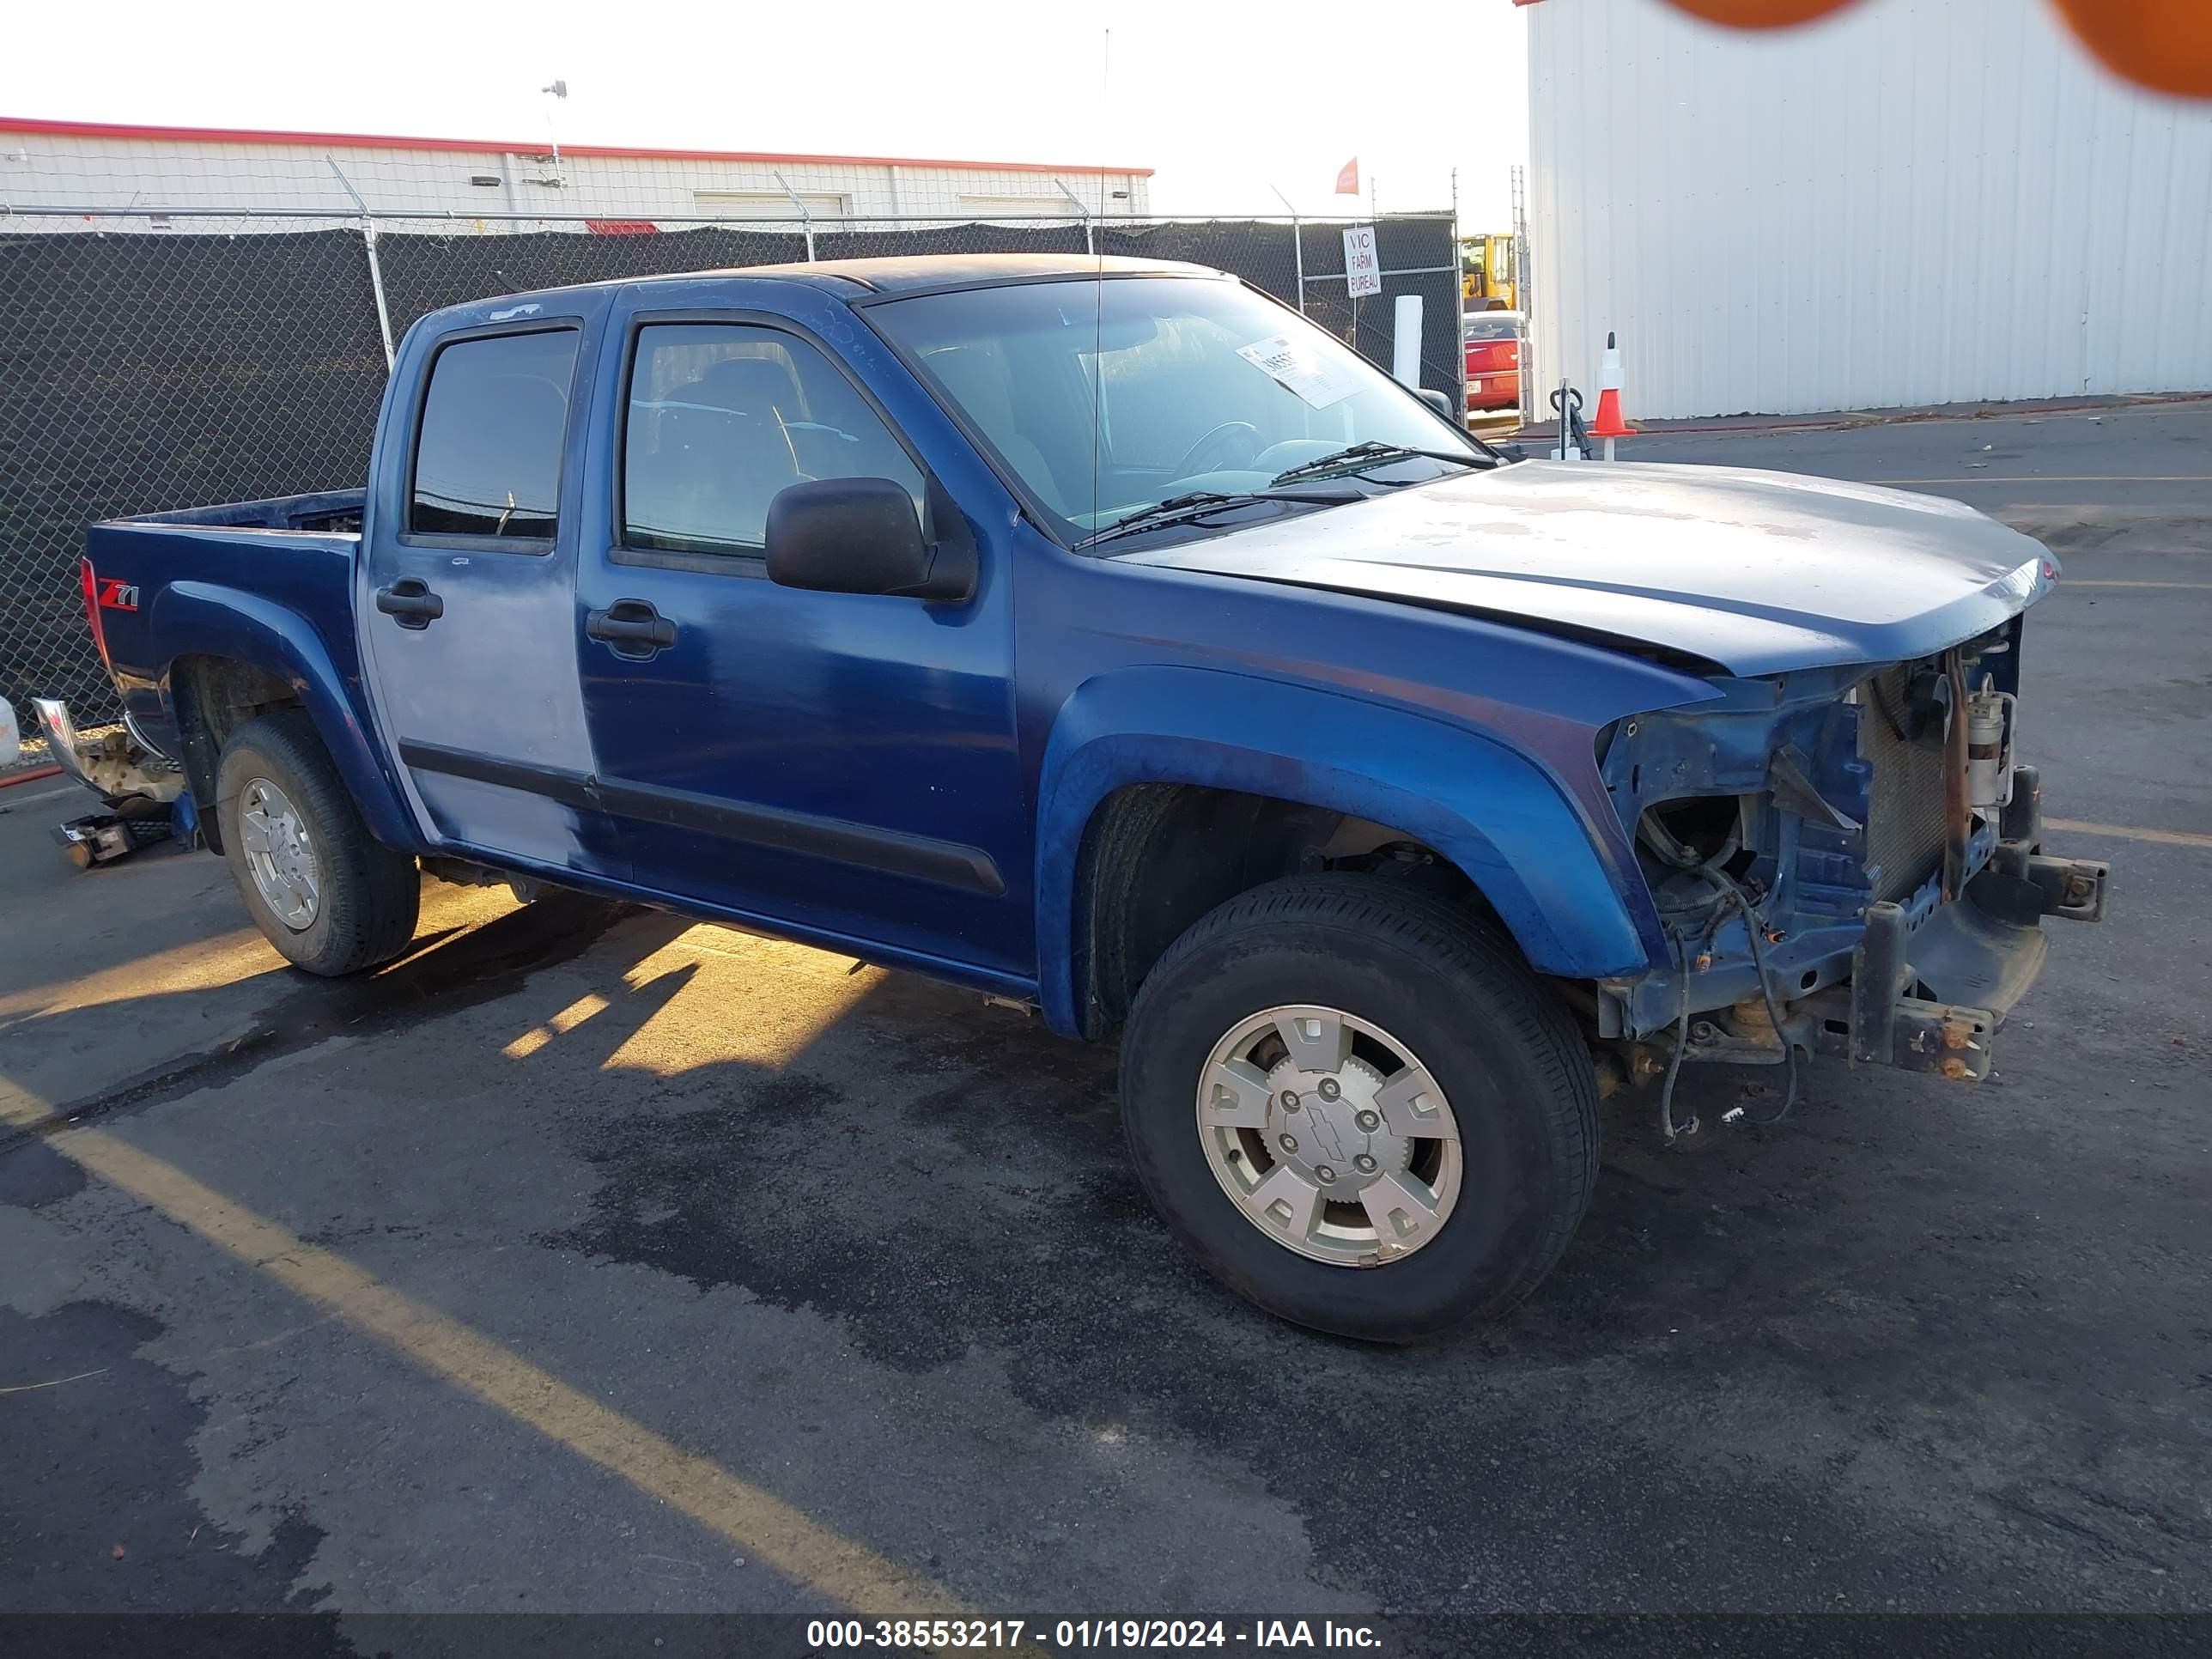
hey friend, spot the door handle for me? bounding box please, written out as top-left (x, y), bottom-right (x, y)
top-left (375, 578), bottom-right (444, 629)
top-left (586, 599), bottom-right (678, 661)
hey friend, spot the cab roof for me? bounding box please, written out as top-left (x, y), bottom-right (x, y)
top-left (702, 252), bottom-right (1219, 295)
top-left (416, 253), bottom-right (1224, 335)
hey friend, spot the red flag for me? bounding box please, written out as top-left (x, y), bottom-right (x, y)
top-left (1334, 157), bottom-right (1359, 196)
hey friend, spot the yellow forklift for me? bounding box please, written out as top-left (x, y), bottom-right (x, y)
top-left (1460, 234), bottom-right (1518, 312)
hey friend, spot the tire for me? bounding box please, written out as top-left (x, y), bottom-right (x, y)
top-left (1120, 874), bottom-right (1598, 1343)
top-left (215, 710), bottom-right (420, 976)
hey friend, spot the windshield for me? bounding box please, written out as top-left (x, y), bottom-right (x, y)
top-left (867, 276), bottom-right (1481, 545)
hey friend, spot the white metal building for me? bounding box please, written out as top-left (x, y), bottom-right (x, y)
top-left (1524, 0), bottom-right (2212, 418)
top-left (0, 115), bottom-right (1152, 225)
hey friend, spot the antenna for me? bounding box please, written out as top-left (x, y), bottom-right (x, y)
top-left (1270, 185), bottom-right (1306, 316)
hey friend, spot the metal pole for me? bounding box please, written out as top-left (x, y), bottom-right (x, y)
top-left (1054, 180), bottom-right (1094, 256)
top-left (1100, 29), bottom-right (1113, 219)
top-left (328, 161), bottom-right (395, 371)
top-left (540, 78), bottom-right (568, 188)
top-left (773, 170), bottom-right (815, 261)
top-left (1449, 167), bottom-right (1466, 419)
top-left (1269, 186), bottom-right (1304, 315)
top-left (1512, 163), bottom-right (1534, 428)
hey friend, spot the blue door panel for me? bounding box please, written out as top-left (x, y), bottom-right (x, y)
top-left (572, 288), bottom-right (1029, 976)
top-left (576, 562), bottom-right (1026, 970)
top-left (358, 295), bottom-right (628, 879)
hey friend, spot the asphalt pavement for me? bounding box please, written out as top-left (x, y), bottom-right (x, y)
top-left (3, 401), bottom-right (2208, 1639)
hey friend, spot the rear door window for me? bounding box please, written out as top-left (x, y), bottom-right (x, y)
top-left (410, 330), bottom-right (580, 541)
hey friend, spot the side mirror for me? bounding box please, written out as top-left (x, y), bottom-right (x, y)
top-left (764, 477), bottom-right (972, 601)
top-left (1415, 387), bottom-right (1457, 421)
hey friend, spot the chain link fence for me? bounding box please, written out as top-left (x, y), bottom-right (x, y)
top-left (2, 209), bottom-right (1459, 737)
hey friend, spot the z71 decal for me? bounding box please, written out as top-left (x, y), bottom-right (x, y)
top-left (96, 578), bottom-right (139, 611)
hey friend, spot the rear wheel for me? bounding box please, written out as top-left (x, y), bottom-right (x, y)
top-left (216, 711), bottom-right (419, 975)
top-left (1119, 875), bottom-right (1598, 1342)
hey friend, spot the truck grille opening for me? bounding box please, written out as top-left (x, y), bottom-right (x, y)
top-left (1859, 665), bottom-right (1952, 903)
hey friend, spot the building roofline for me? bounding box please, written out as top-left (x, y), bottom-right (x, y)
top-left (0, 114), bottom-right (1155, 178)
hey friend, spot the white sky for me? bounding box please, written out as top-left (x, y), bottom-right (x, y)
top-left (1, 0), bottom-right (1530, 226)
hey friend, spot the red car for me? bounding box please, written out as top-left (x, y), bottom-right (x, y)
top-left (1463, 311), bottom-right (1522, 413)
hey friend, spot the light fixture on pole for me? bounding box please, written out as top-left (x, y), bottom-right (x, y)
top-left (540, 77), bottom-right (568, 183)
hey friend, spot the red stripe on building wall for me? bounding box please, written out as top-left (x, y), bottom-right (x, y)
top-left (0, 115), bottom-right (1154, 177)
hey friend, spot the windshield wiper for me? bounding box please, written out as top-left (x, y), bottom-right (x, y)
top-left (1075, 488), bottom-right (1354, 550)
top-left (1269, 441), bottom-right (1497, 488)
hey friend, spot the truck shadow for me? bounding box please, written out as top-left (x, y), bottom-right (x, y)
top-left (4, 872), bottom-right (2136, 1406)
top-left (520, 949), bottom-right (1967, 1383)
top-left (2, 882), bottom-right (2077, 1392)
top-left (6, 878), bottom-right (2196, 1609)
top-left (509, 954), bottom-right (2172, 1606)
top-left (0, 884), bottom-right (683, 1143)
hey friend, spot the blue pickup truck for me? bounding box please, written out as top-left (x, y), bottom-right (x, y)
top-left (44, 253), bottom-right (2109, 1340)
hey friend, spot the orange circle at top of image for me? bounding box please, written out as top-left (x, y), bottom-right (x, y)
top-left (1657, 0), bottom-right (1862, 29)
top-left (2048, 0), bottom-right (2212, 98)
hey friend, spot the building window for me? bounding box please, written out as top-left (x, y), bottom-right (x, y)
top-left (693, 190), bottom-right (849, 219)
top-left (955, 194), bottom-right (1067, 217)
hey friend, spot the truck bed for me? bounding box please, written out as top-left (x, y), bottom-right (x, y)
top-left (114, 489), bottom-right (366, 536)
top-left (84, 489), bottom-right (375, 797)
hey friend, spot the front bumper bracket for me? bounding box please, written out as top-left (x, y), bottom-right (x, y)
top-left (1838, 797), bottom-right (2110, 1082)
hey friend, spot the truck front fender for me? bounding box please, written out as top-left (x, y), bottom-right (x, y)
top-left (1035, 665), bottom-right (1660, 1036)
top-left (152, 580), bottom-right (422, 854)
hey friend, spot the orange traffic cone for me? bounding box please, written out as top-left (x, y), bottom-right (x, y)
top-left (1590, 331), bottom-right (1634, 459)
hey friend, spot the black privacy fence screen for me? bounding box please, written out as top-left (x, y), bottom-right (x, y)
top-left (0, 212), bottom-right (1459, 726)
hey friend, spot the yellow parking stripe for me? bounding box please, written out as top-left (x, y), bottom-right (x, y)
top-left (2045, 817), bottom-right (2212, 851)
top-left (3, 1104), bottom-right (973, 1621)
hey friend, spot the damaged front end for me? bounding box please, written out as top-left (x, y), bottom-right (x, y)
top-left (1594, 615), bottom-right (2108, 1121)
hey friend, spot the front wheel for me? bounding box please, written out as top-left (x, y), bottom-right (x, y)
top-left (216, 710), bottom-right (420, 976)
top-left (1119, 876), bottom-right (1598, 1342)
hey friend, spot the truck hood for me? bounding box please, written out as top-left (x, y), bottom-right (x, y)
top-left (1118, 460), bottom-right (2055, 677)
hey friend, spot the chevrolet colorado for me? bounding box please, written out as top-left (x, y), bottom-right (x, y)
top-left (41, 254), bottom-right (2109, 1340)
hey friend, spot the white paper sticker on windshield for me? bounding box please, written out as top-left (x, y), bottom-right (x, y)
top-left (1237, 332), bottom-right (1362, 410)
